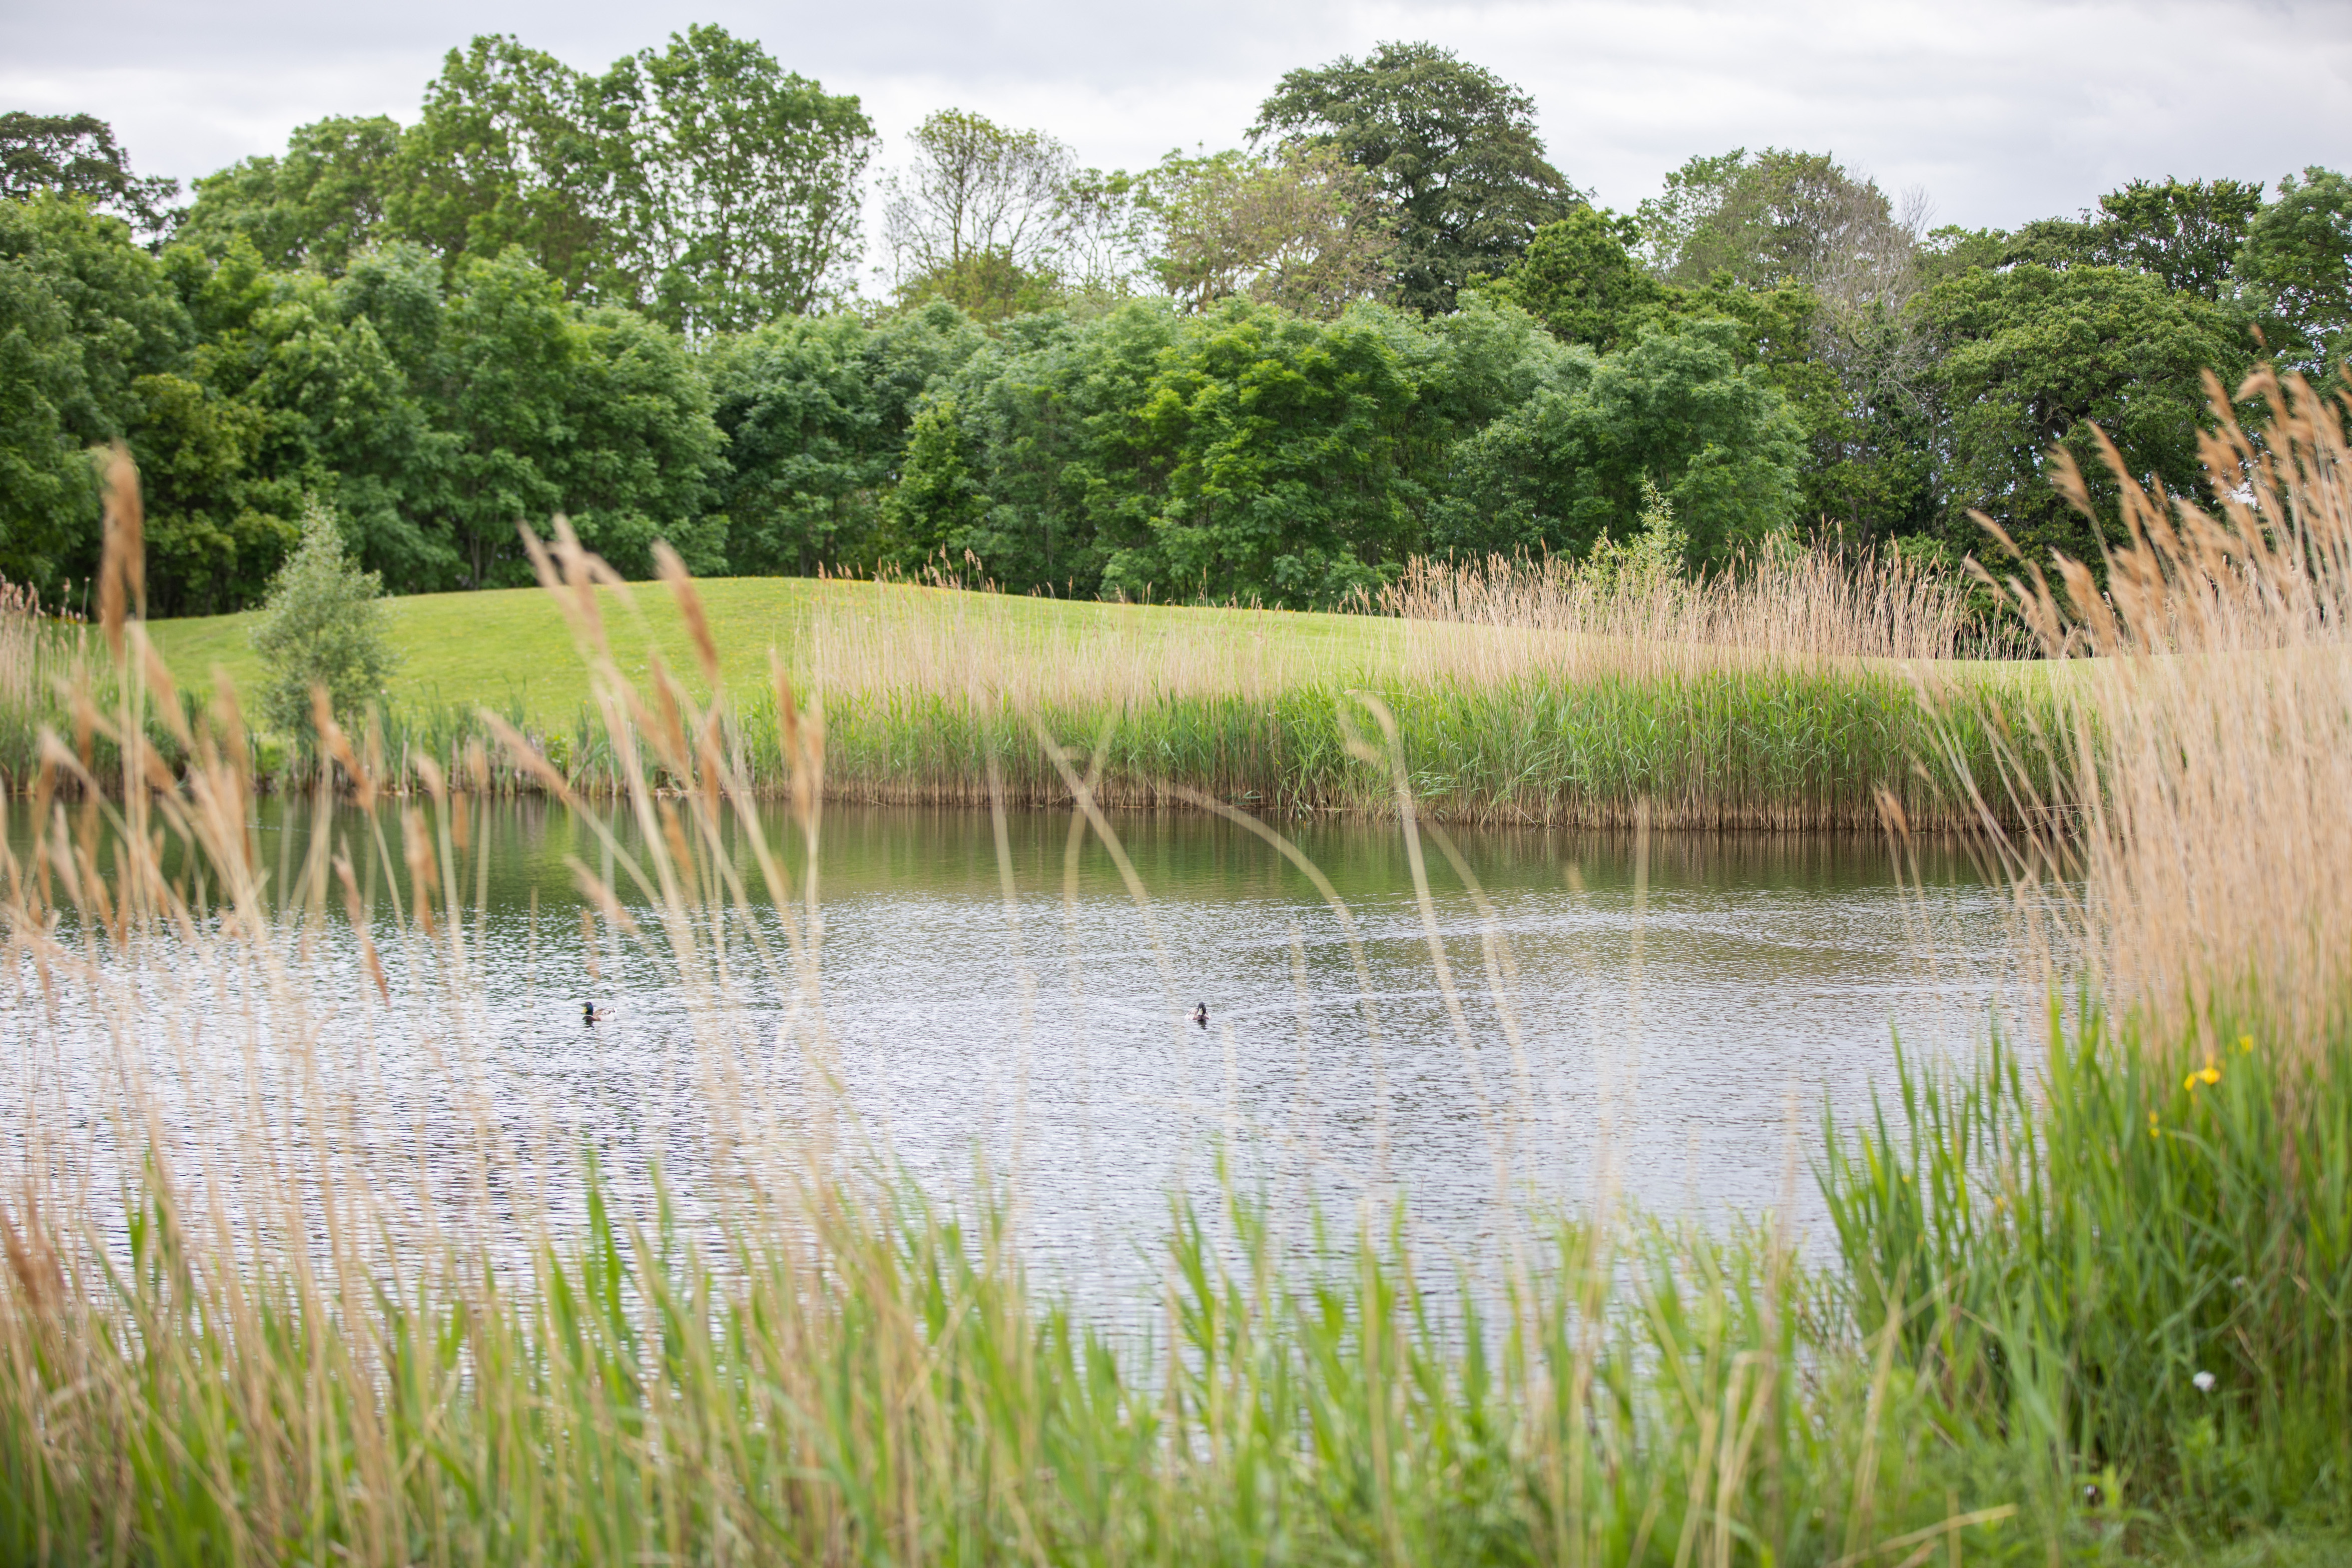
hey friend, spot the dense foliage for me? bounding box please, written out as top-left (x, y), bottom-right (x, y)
top-left (248, 499), bottom-right (397, 734)
top-left (2, 32), bottom-right (2345, 612)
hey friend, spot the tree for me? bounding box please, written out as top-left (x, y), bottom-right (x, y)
top-left (176, 116), bottom-right (403, 274)
top-left (0, 193), bottom-right (188, 594)
top-left (1141, 145), bottom-right (1398, 319)
top-left (881, 110), bottom-right (1073, 302)
top-left (152, 238), bottom-right (441, 603)
top-left (1918, 264), bottom-right (2250, 567)
top-left (125, 371), bottom-right (294, 617)
top-left (412, 248), bottom-right (725, 588)
top-left (388, 35), bottom-right (622, 300)
top-left (1635, 149), bottom-right (1921, 301)
top-left (2000, 178), bottom-right (2267, 300)
top-left (711, 300), bottom-right (986, 573)
top-left (0, 112), bottom-right (179, 236)
top-left (1630, 151), bottom-right (1747, 277)
top-left (606, 24), bottom-right (874, 333)
top-left (2237, 167), bottom-right (2352, 378)
top-left (556, 302), bottom-right (729, 576)
top-left (1630, 151), bottom-right (1936, 544)
top-left (248, 498), bottom-right (397, 737)
top-left (1096, 301), bottom-right (1430, 603)
top-left (1431, 319), bottom-right (1805, 567)
top-left (2089, 177), bottom-right (2266, 300)
top-left (1250, 42), bottom-right (1580, 314)
top-left (1488, 207), bottom-right (1664, 350)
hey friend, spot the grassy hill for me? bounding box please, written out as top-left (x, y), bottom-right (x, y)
top-left (145, 578), bottom-right (1401, 728)
top-left (101, 566), bottom-right (2053, 829)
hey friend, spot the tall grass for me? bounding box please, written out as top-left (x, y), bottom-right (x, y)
top-left (1821, 365), bottom-right (2352, 1545)
top-left (772, 544), bottom-right (2046, 827)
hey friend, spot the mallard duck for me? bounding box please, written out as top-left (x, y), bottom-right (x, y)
top-left (1193, 1003), bottom-right (1209, 1028)
top-left (583, 1002), bottom-right (612, 1025)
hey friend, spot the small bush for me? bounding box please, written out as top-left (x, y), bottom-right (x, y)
top-left (248, 500), bottom-right (395, 738)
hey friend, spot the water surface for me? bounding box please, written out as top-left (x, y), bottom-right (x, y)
top-left (5, 799), bottom-right (2021, 1290)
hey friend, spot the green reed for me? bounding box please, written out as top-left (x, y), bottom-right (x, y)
top-left (1821, 1007), bottom-right (2352, 1546)
top-left (0, 1152), bottom-right (2065, 1568)
top-left (740, 664), bottom-right (2057, 830)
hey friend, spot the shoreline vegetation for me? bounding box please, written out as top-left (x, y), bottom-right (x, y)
top-left (6, 543), bottom-right (2055, 830)
top-left (0, 368), bottom-right (2347, 1561)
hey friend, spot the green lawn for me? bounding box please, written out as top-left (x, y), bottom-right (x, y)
top-left (145, 578), bottom-right (1399, 726)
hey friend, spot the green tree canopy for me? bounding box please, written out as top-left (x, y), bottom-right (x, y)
top-left (710, 300), bottom-right (986, 574)
top-left (1487, 207), bottom-right (1664, 351)
top-left (2088, 177), bottom-right (2266, 299)
top-left (2237, 167), bottom-right (2352, 377)
top-left (0, 194), bottom-right (188, 593)
top-left (177, 116), bottom-right (403, 274)
top-left (423, 248), bottom-right (723, 587)
top-left (882, 295), bottom-right (1571, 605)
top-left (1250, 42), bottom-right (1579, 315)
top-left (1432, 319), bottom-right (1806, 567)
top-left (1997, 177), bottom-right (2268, 302)
top-left (606, 24), bottom-right (875, 333)
top-left (0, 112), bottom-right (180, 235)
top-left (1919, 263), bottom-right (2250, 566)
top-left (1140, 145), bottom-right (1399, 320)
top-left (388, 34), bottom-right (621, 301)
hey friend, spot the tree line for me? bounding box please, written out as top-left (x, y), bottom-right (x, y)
top-left (3, 33), bottom-right (2347, 614)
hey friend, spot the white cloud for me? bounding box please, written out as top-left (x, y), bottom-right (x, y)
top-left (5, 0), bottom-right (2346, 235)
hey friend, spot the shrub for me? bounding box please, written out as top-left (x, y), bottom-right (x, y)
top-left (248, 498), bottom-right (395, 737)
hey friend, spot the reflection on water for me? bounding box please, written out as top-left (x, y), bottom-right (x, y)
top-left (4, 798), bottom-right (2020, 1293)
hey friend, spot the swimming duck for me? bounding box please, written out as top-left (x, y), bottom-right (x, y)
top-left (583, 1002), bottom-right (612, 1025)
top-left (1193, 1003), bottom-right (1209, 1028)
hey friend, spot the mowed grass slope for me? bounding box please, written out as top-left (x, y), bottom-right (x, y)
top-left (145, 578), bottom-right (1405, 726)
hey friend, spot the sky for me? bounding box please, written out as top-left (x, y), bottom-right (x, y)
top-left (6, 0), bottom-right (2349, 240)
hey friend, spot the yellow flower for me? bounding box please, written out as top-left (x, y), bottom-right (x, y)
top-left (2185, 1073), bottom-right (2200, 1091)
top-left (2238, 1035), bottom-right (2255, 1054)
top-left (2200, 1065), bottom-right (2221, 1086)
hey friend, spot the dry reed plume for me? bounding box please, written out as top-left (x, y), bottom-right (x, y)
top-left (1966, 364), bottom-right (2352, 1057)
top-left (779, 541), bottom-right (2024, 828)
top-left (790, 540), bottom-right (1997, 711)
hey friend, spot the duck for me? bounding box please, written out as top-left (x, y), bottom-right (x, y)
top-left (1193, 1002), bottom-right (1209, 1028)
top-left (583, 1002), bottom-right (612, 1025)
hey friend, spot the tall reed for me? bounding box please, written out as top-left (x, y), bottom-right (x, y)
top-left (1824, 365), bottom-right (2352, 1545)
top-left (783, 545), bottom-right (2044, 828)
top-left (49, 534), bottom-right (2054, 830)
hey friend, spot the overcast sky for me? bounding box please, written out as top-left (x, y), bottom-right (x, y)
top-left (6, 0), bottom-right (2349, 239)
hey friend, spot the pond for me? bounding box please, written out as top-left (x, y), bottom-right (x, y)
top-left (4, 798), bottom-right (2024, 1295)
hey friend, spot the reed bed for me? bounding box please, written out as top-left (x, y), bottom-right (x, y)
top-left (1821, 365), bottom-right (2352, 1546)
top-left (774, 547), bottom-right (2045, 828)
